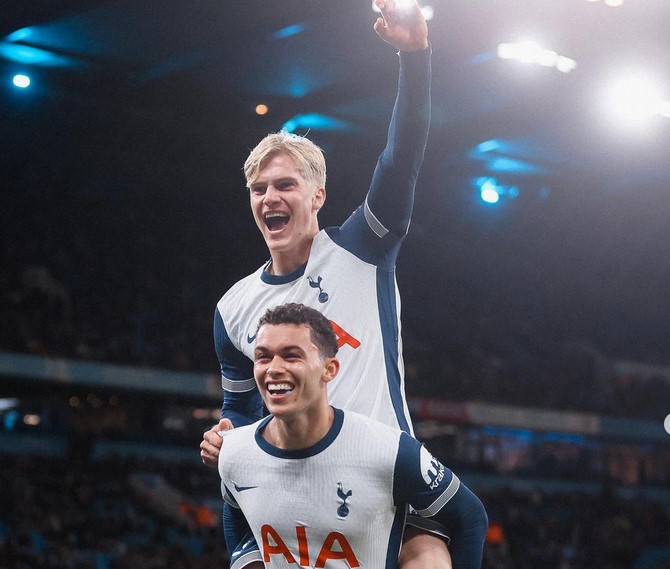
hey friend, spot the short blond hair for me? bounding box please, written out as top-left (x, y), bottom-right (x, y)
top-left (243, 131), bottom-right (326, 190)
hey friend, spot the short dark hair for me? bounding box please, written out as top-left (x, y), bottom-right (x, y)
top-left (257, 303), bottom-right (338, 358)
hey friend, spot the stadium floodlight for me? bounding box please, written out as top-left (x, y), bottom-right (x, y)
top-left (371, 0), bottom-right (434, 21)
top-left (556, 56), bottom-right (577, 74)
top-left (12, 74), bottom-right (31, 88)
top-left (480, 186), bottom-right (500, 204)
top-left (604, 73), bottom-right (665, 127)
top-left (585, 0), bottom-right (624, 5)
top-left (498, 41), bottom-right (576, 73)
top-left (476, 177), bottom-right (501, 204)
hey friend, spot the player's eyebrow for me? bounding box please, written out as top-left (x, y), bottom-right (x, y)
top-left (254, 344), bottom-right (307, 357)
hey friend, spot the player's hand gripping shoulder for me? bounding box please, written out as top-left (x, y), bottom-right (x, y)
top-left (199, 418), bottom-right (233, 468)
top-left (373, 0), bottom-right (429, 52)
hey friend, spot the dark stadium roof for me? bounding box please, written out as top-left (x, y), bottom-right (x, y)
top-left (2, 0), bottom-right (670, 361)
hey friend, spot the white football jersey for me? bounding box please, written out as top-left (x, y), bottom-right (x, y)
top-left (219, 409), bottom-right (461, 569)
top-left (215, 201), bottom-right (413, 433)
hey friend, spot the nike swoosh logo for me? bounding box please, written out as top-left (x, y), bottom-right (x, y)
top-left (247, 333), bottom-right (256, 344)
top-left (234, 483), bottom-right (258, 492)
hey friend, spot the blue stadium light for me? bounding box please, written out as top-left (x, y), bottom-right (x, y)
top-left (488, 157), bottom-right (545, 175)
top-left (469, 139), bottom-right (547, 176)
top-left (479, 181), bottom-right (500, 203)
top-left (281, 113), bottom-right (352, 133)
top-left (481, 187), bottom-right (500, 204)
top-left (477, 139), bottom-right (502, 153)
top-left (6, 27), bottom-right (33, 42)
top-left (0, 42), bottom-right (74, 67)
top-left (481, 425), bottom-right (534, 441)
top-left (478, 178), bottom-right (501, 204)
top-left (272, 23), bottom-right (306, 40)
top-left (474, 177), bottom-right (523, 204)
top-left (12, 74), bottom-right (31, 88)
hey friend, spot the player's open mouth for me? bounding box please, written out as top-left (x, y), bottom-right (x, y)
top-left (264, 212), bottom-right (289, 231)
top-left (267, 383), bottom-right (294, 396)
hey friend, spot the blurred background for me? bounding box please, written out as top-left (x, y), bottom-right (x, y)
top-left (1, 0), bottom-right (669, 567)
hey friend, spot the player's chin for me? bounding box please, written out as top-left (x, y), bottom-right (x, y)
top-left (264, 231), bottom-right (291, 249)
top-left (265, 400), bottom-right (296, 417)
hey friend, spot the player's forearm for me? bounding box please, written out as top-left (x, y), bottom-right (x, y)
top-left (390, 46), bottom-right (432, 161)
top-left (222, 389), bottom-right (264, 426)
top-left (435, 483), bottom-right (488, 569)
top-left (366, 46), bottom-right (431, 236)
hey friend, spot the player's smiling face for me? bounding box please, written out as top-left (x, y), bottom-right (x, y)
top-left (253, 323), bottom-right (337, 420)
top-left (249, 153), bottom-right (325, 274)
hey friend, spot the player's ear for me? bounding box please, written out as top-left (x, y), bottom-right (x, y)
top-left (322, 357), bottom-right (339, 384)
top-left (312, 187), bottom-right (326, 212)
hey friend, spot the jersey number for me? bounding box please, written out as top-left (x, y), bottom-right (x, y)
top-left (261, 524), bottom-right (360, 568)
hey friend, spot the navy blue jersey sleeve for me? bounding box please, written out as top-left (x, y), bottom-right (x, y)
top-left (394, 432), bottom-right (488, 569)
top-left (222, 501), bottom-right (262, 569)
top-left (366, 46), bottom-right (431, 238)
top-left (332, 47), bottom-right (431, 266)
top-left (214, 308), bottom-right (264, 426)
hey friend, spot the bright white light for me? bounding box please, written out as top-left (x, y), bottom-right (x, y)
top-left (497, 42), bottom-right (576, 73)
top-left (481, 186), bottom-right (500, 204)
top-left (659, 100), bottom-right (670, 118)
top-left (536, 49), bottom-right (558, 67)
top-left (515, 41), bottom-right (543, 64)
top-left (373, 0), bottom-right (415, 11)
top-left (604, 0), bottom-right (624, 6)
top-left (12, 74), bottom-right (31, 88)
top-left (372, 0), bottom-right (432, 19)
top-left (606, 74), bottom-right (663, 125)
top-left (478, 179), bottom-right (501, 204)
top-left (556, 56), bottom-right (577, 74)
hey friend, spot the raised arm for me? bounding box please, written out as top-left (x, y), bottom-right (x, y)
top-left (366, 0), bottom-right (431, 238)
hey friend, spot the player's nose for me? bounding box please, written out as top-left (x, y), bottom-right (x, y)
top-left (266, 355), bottom-right (286, 376)
top-left (263, 185), bottom-right (281, 204)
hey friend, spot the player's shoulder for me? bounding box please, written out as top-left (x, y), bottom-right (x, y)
top-left (341, 410), bottom-right (402, 444)
top-left (220, 421), bottom-right (261, 452)
top-left (216, 263), bottom-right (266, 308)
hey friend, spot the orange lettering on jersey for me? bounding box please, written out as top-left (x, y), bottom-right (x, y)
top-left (329, 321), bottom-right (361, 350)
top-left (315, 532), bottom-right (360, 568)
top-left (296, 526), bottom-right (309, 566)
top-left (261, 524), bottom-right (296, 564)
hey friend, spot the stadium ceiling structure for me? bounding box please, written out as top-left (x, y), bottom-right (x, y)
top-left (2, 0), bottom-right (670, 358)
top-left (3, 0), bottom-right (669, 194)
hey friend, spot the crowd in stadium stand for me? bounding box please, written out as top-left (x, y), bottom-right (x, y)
top-left (3, 178), bottom-right (670, 423)
top-left (3, 175), bottom-right (670, 569)
top-left (1, 453), bottom-right (669, 569)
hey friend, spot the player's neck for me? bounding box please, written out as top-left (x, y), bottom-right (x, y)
top-left (267, 239), bottom-right (314, 276)
top-left (265, 405), bottom-right (335, 451)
